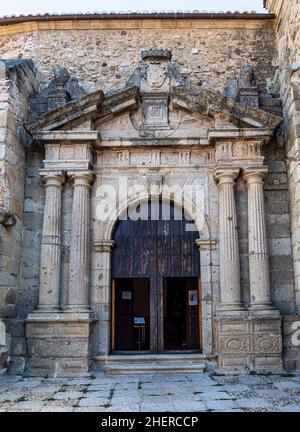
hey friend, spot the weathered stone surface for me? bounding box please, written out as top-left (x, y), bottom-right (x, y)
top-left (0, 371), bottom-right (299, 411)
top-left (216, 315), bottom-right (283, 372)
top-left (265, 0), bottom-right (300, 316)
top-left (0, 8), bottom-right (299, 375)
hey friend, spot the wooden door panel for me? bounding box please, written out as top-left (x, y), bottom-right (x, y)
top-left (114, 279), bottom-right (134, 351)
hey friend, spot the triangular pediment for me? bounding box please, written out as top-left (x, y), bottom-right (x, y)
top-left (171, 86), bottom-right (282, 130)
top-left (26, 85), bottom-right (282, 135)
top-left (26, 50), bottom-right (282, 142)
top-left (26, 86), bottom-right (139, 133)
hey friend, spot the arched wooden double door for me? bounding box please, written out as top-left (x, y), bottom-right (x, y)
top-left (111, 200), bottom-right (201, 353)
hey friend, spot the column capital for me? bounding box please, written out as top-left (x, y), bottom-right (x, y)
top-left (68, 170), bottom-right (94, 187)
top-left (244, 166), bottom-right (268, 185)
top-left (39, 170), bottom-right (65, 187)
top-left (195, 239), bottom-right (217, 251)
top-left (214, 167), bottom-right (240, 185)
top-left (93, 240), bottom-right (115, 253)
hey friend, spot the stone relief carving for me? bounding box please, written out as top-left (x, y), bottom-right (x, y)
top-left (232, 142), bottom-right (246, 158)
top-left (45, 144), bottom-right (92, 162)
top-left (146, 62), bottom-right (168, 89)
top-left (97, 149), bottom-right (215, 168)
top-left (118, 150), bottom-right (130, 166)
top-left (253, 336), bottom-right (281, 353)
top-left (238, 64), bottom-right (257, 89)
top-left (224, 64), bottom-right (259, 108)
top-left (205, 150), bottom-right (215, 163)
top-left (248, 141), bottom-right (263, 157)
top-left (216, 142), bottom-right (233, 160)
top-left (45, 145), bottom-right (60, 160)
top-left (179, 151), bottom-right (191, 165)
top-left (59, 146), bottom-right (75, 160)
top-left (28, 66), bottom-right (86, 122)
top-left (220, 336), bottom-right (251, 353)
top-left (216, 140), bottom-right (263, 161)
top-left (151, 151), bottom-right (161, 166)
top-left (128, 50), bottom-right (184, 136)
top-left (220, 335), bottom-right (281, 354)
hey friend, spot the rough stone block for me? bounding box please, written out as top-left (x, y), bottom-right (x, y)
top-left (10, 337), bottom-right (27, 356)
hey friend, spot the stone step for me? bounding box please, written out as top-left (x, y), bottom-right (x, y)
top-left (98, 353), bottom-right (213, 364)
top-left (103, 361), bottom-right (206, 375)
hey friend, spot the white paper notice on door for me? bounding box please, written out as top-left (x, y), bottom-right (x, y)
top-left (188, 290), bottom-right (198, 306)
top-left (122, 291), bottom-right (132, 300)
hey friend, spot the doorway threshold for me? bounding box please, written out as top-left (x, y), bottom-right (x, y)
top-left (94, 353), bottom-right (217, 374)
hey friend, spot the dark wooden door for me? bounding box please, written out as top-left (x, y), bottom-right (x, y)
top-left (112, 200), bottom-right (201, 353)
top-left (114, 279), bottom-right (134, 351)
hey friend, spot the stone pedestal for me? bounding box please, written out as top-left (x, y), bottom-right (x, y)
top-left (25, 312), bottom-right (94, 377)
top-left (215, 314), bottom-right (283, 372)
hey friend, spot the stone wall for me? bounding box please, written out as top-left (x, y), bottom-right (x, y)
top-left (0, 59), bottom-right (37, 372)
top-left (0, 19), bottom-right (276, 95)
top-left (266, 0), bottom-right (300, 310)
top-left (265, 0), bottom-right (300, 369)
top-left (264, 141), bottom-right (296, 315)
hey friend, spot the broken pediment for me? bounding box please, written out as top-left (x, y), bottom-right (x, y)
top-left (26, 51), bottom-right (283, 145)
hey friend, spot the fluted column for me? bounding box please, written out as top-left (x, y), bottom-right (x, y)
top-left (215, 167), bottom-right (243, 314)
top-left (92, 240), bottom-right (115, 357)
top-left (38, 172), bottom-right (64, 311)
top-left (65, 171), bottom-right (93, 312)
top-left (244, 167), bottom-right (277, 314)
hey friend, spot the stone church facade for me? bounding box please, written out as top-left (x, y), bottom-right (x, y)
top-left (0, 0), bottom-right (299, 376)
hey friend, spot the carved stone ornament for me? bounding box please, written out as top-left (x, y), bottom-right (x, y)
top-left (220, 336), bottom-right (251, 353)
top-left (146, 62), bottom-right (168, 89)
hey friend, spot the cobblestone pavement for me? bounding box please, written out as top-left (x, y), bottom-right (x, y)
top-left (0, 372), bottom-right (299, 412)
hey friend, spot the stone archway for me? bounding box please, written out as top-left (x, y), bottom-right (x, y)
top-left (92, 195), bottom-right (215, 361)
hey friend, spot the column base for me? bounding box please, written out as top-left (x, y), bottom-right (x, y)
top-left (64, 305), bottom-right (91, 314)
top-left (25, 311), bottom-right (94, 377)
top-left (216, 303), bottom-right (246, 317)
top-left (248, 304), bottom-right (280, 317)
top-left (36, 306), bottom-right (61, 313)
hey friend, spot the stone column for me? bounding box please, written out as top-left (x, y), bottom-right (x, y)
top-left (92, 240), bottom-right (115, 358)
top-left (38, 172), bottom-right (64, 311)
top-left (244, 167), bottom-right (277, 314)
top-left (196, 239), bottom-right (217, 355)
top-left (65, 171), bottom-right (93, 312)
top-left (215, 167), bottom-right (243, 314)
